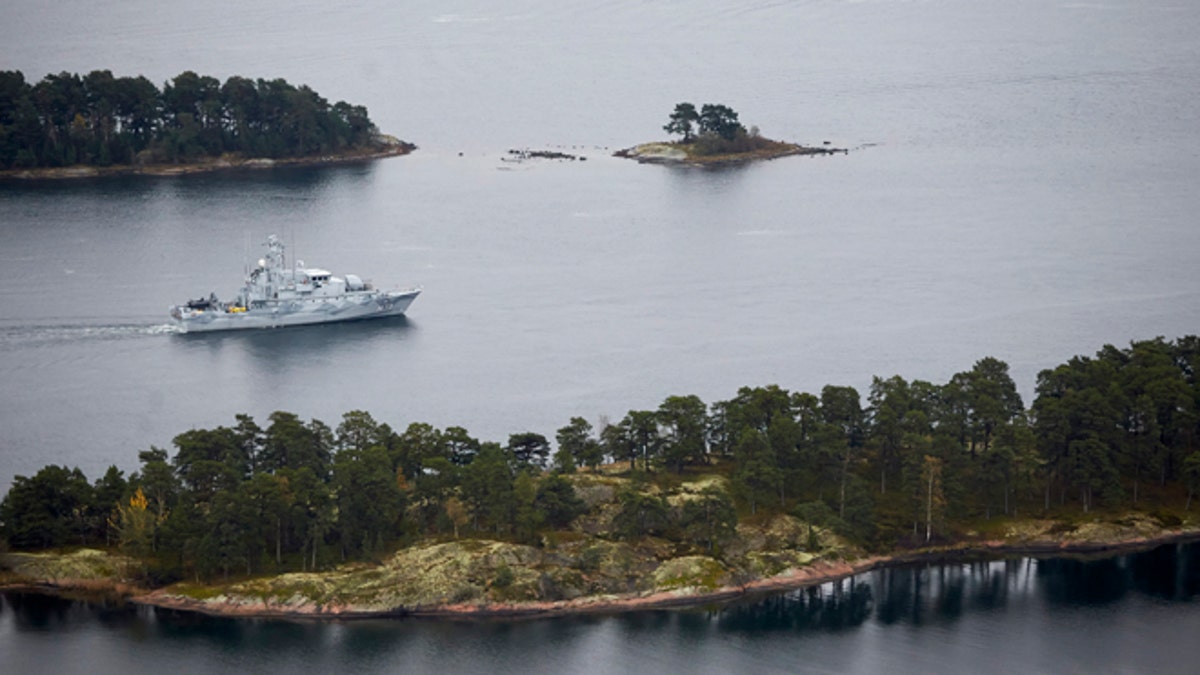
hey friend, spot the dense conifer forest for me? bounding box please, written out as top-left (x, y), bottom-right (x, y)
top-left (3, 336), bottom-right (1199, 583)
top-left (0, 70), bottom-right (381, 169)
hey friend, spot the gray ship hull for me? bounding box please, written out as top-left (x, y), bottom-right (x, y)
top-left (173, 289), bottom-right (419, 333)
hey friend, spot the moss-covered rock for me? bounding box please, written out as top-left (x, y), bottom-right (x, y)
top-left (665, 475), bottom-right (732, 508)
top-left (3, 548), bottom-right (141, 582)
top-left (204, 540), bottom-right (544, 612)
top-left (574, 483), bottom-right (617, 509)
top-left (652, 556), bottom-right (730, 592)
top-left (741, 550), bottom-right (815, 579)
top-left (761, 515), bottom-right (809, 550)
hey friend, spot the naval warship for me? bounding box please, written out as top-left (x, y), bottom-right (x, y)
top-left (170, 235), bottom-right (420, 333)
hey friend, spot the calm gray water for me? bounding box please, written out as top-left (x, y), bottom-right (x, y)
top-left (1, 0), bottom-right (1197, 490)
top-left (4, 542), bottom-right (1199, 675)
top-left (2, 0), bottom-right (1199, 668)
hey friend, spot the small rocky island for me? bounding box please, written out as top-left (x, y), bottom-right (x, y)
top-left (0, 69), bottom-right (414, 180)
top-left (615, 102), bottom-right (846, 166)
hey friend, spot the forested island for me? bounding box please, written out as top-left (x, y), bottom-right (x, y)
top-left (3, 336), bottom-right (1200, 618)
top-left (0, 70), bottom-right (413, 179)
top-left (616, 102), bottom-right (845, 165)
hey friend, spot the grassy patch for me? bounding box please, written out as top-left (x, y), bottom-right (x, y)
top-left (1150, 510), bottom-right (1183, 528)
top-left (743, 551), bottom-right (814, 578)
top-left (1046, 521), bottom-right (1079, 535)
top-left (171, 582), bottom-right (225, 601)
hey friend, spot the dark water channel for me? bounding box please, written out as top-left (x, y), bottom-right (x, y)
top-left (4, 542), bottom-right (1199, 674)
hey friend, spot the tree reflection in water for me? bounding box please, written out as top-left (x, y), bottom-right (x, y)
top-left (717, 578), bottom-right (874, 633)
top-left (1038, 541), bottom-right (1200, 606)
top-left (714, 541), bottom-right (1199, 635)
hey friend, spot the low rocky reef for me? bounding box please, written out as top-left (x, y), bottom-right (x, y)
top-left (502, 148), bottom-right (588, 162)
top-left (615, 140), bottom-right (847, 166)
top-left (0, 134), bottom-right (415, 181)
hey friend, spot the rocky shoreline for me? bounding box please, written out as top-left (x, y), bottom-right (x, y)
top-left (128, 558), bottom-right (872, 620)
top-left (7, 521), bottom-right (1198, 622)
top-left (154, 531), bottom-right (1200, 620)
top-left (614, 141), bottom-right (847, 166)
top-left (0, 135), bottom-right (415, 181)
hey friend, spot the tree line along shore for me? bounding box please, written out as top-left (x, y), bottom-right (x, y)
top-left (3, 336), bottom-right (1200, 617)
top-left (0, 69), bottom-right (411, 177)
